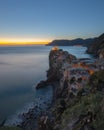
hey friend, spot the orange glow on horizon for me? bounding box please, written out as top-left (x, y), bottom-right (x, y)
top-left (0, 38), bottom-right (50, 46)
top-left (0, 41), bottom-right (49, 46)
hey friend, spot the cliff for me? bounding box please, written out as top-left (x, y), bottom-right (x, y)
top-left (15, 47), bottom-right (104, 130)
top-left (36, 47), bottom-right (104, 130)
top-left (46, 38), bottom-right (95, 47)
top-left (87, 33), bottom-right (104, 58)
top-left (1, 46), bottom-right (104, 130)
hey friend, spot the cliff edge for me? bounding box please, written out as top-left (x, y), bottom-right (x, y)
top-left (36, 47), bottom-right (104, 130)
top-left (87, 33), bottom-right (104, 58)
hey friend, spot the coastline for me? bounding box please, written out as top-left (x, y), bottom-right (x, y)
top-left (3, 46), bottom-right (104, 130)
top-left (34, 47), bottom-right (104, 130)
top-left (4, 85), bottom-right (53, 129)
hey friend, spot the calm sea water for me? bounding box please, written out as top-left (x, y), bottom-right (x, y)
top-left (0, 45), bottom-right (91, 124)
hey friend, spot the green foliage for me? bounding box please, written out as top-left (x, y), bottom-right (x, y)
top-left (89, 70), bottom-right (104, 83)
top-left (61, 92), bottom-right (104, 130)
top-left (53, 70), bottom-right (104, 130)
top-left (89, 70), bottom-right (104, 92)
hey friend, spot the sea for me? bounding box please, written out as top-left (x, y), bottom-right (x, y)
top-left (0, 45), bottom-right (92, 125)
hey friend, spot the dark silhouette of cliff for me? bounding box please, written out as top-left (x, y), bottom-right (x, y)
top-left (87, 33), bottom-right (104, 58)
top-left (46, 38), bottom-right (95, 47)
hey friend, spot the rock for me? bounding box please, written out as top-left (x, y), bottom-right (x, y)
top-left (98, 48), bottom-right (104, 59)
top-left (72, 111), bottom-right (96, 130)
top-left (0, 118), bottom-right (6, 127)
top-left (36, 81), bottom-right (48, 89)
top-left (36, 48), bottom-right (76, 90)
top-left (34, 47), bottom-right (104, 130)
top-left (38, 115), bottom-right (53, 130)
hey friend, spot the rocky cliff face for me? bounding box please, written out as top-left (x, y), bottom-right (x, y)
top-left (87, 33), bottom-right (104, 58)
top-left (37, 47), bottom-right (98, 97)
top-left (37, 46), bottom-right (104, 97)
top-left (36, 47), bottom-right (104, 130)
top-left (47, 48), bottom-right (76, 81)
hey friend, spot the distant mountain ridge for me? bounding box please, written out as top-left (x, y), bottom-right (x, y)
top-left (46, 38), bottom-right (95, 47)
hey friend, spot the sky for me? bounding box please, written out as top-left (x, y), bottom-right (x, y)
top-left (0, 0), bottom-right (104, 44)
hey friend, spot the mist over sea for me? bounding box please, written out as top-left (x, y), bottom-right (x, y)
top-left (0, 45), bottom-right (92, 124)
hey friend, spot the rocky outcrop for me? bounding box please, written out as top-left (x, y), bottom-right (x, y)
top-left (4, 47), bottom-right (103, 130)
top-left (47, 47), bottom-right (98, 99)
top-left (36, 47), bottom-right (104, 130)
top-left (36, 47), bottom-right (98, 97)
top-left (87, 33), bottom-right (104, 58)
top-left (36, 47), bottom-right (77, 89)
top-left (98, 48), bottom-right (104, 59)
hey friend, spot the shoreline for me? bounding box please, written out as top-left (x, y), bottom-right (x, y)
top-left (4, 85), bottom-right (53, 129)
top-left (33, 47), bottom-right (104, 130)
top-left (3, 47), bottom-right (104, 130)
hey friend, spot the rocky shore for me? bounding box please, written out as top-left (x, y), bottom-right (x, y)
top-left (34, 47), bottom-right (104, 130)
top-left (2, 46), bottom-right (104, 130)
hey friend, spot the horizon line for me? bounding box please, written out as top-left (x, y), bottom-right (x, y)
top-left (0, 41), bottom-right (50, 46)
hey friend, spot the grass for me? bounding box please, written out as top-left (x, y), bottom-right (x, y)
top-left (61, 91), bottom-right (104, 130)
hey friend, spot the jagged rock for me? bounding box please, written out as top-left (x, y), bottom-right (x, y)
top-left (34, 47), bottom-right (104, 130)
top-left (36, 48), bottom-right (76, 90)
top-left (36, 81), bottom-right (48, 89)
top-left (48, 48), bottom-right (76, 70)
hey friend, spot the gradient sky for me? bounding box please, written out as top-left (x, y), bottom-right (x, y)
top-left (0, 0), bottom-right (104, 43)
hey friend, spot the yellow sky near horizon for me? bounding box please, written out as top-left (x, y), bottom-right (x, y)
top-left (0, 39), bottom-right (50, 46)
top-left (0, 37), bottom-right (51, 46)
top-left (0, 41), bottom-right (49, 46)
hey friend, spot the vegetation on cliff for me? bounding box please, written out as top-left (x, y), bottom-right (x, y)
top-left (37, 48), bottom-right (104, 130)
top-left (87, 33), bottom-right (104, 58)
top-left (53, 70), bottom-right (104, 130)
top-left (4, 48), bottom-right (103, 130)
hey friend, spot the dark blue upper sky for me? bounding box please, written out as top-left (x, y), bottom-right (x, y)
top-left (0, 0), bottom-right (104, 42)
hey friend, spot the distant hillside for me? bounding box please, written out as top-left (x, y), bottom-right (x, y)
top-left (46, 38), bottom-right (95, 47)
top-left (87, 33), bottom-right (104, 58)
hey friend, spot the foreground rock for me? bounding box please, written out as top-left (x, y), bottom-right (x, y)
top-left (36, 47), bottom-right (104, 130)
top-left (17, 47), bottom-right (104, 130)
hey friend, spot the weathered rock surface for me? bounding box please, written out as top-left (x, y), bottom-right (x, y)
top-left (36, 47), bottom-right (104, 99)
top-left (18, 47), bottom-right (104, 130)
top-left (36, 47), bottom-right (104, 130)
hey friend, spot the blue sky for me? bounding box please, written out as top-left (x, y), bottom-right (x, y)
top-left (0, 0), bottom-right (104, 42)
